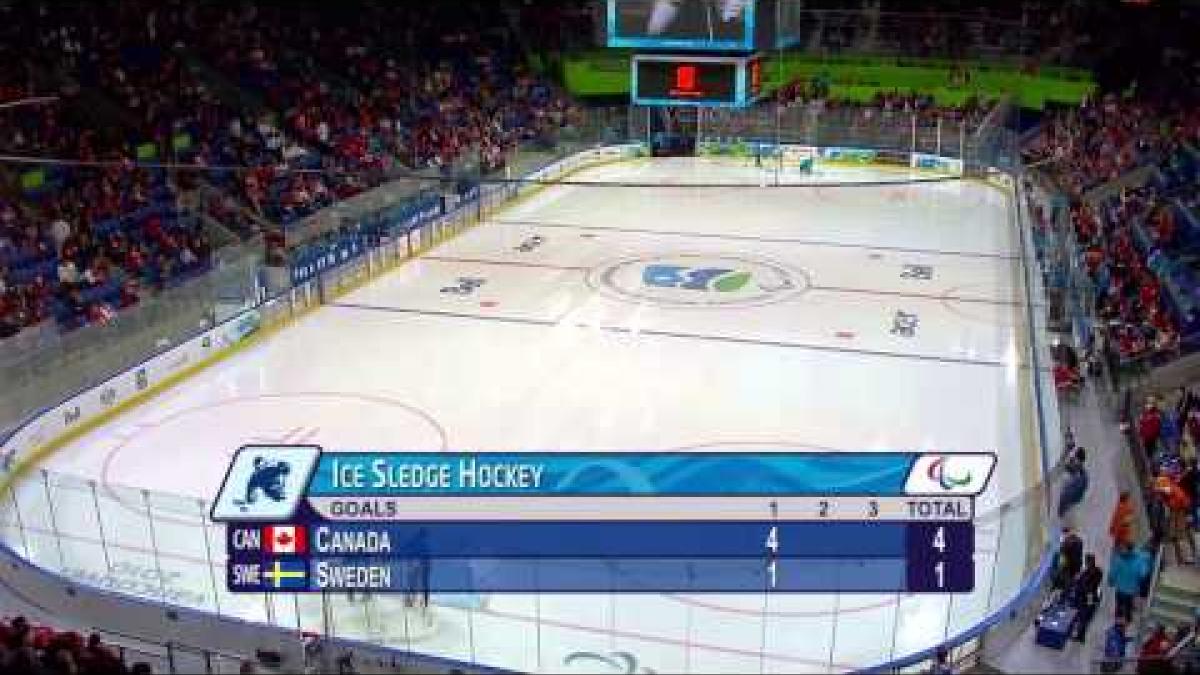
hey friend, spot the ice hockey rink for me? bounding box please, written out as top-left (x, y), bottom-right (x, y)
top-left (20, 157), bottom-right (1042, 673)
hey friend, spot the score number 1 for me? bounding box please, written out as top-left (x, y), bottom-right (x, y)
top-left (933, 525), bottom-right (946, 589)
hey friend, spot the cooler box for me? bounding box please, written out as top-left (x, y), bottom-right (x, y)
top-left (1035, 604), bottom-right (1076, 650)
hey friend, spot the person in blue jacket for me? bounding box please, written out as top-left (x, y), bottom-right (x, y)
top-left (1109, 542), bottom-right (1151, 622)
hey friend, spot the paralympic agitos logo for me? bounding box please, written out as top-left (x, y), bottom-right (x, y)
top-left (927, 456), bottom-right (973, 490)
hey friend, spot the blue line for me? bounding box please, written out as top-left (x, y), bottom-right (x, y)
top-left (494, 219), bottom-right (1021, 261)
top-left (335, 302), bottom-right (559, 329)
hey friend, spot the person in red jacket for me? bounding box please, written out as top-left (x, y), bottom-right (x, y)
top-left (1138, 275), bottom-right (1160, 311)
top-left (1137, 624), bottom-right (1173, 675)
top-left (1055, 360), bottom-right (1082, 395)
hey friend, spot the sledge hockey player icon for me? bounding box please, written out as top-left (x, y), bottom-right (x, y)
top-left (233, 456), bottom-right (292, 512)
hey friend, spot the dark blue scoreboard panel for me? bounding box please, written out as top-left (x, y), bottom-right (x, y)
top-left (211, 449), bottom-right (994, 594)
top-left (631, 54), bottom-right (764, 107)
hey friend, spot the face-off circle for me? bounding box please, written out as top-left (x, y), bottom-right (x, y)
top-left (587, 253), bottom-right (809, 308)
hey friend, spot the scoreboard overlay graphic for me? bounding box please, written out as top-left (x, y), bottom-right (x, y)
top-left (212, 447), bottom-right (995, 594)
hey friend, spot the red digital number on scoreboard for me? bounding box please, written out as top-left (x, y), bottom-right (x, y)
top-left (674, 64), bottom-right (699, 95)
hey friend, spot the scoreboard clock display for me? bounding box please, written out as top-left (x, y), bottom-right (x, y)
top-left (632, 54), bottom-right (763, 107)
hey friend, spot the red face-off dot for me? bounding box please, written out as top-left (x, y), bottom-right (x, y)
top-left (480, 301), bottom-right (498, 308)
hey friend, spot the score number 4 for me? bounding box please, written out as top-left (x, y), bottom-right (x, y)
top-left (933, 525), bottom-right (947, 589)
top-left (766, 526), bottom-right (779, 589)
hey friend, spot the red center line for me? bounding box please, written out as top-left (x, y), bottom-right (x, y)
top-left (421, 255), bottom-right (1025, 307)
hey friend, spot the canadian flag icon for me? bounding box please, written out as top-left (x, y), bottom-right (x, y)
top-left (263, 525), bottom-right (307, 555)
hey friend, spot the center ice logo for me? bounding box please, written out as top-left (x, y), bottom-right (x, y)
top-left (642, 265), bottom-right (753, 293)
top-left (589, 254), bottom-right (808, 308)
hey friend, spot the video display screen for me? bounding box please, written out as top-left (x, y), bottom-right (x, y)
top-left (609, 0), bottom-right (756, 50)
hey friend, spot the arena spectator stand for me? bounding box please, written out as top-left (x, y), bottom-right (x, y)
top-left (0, 615), bottom-right (154, 675)
top-left (7, 1), bottom-right (1107, 346)
top-left (1029, 92), bottom-right (1200, 379)
top-left (0, 0), bottom-right (585, 342)
top-left (1021, 31), bottom-right (1199, 657)
top-left (1, 0), bottom-right (1186, 349)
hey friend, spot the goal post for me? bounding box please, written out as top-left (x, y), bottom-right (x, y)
top-left (779, 144), bottom-right (817, 173)
top-left (695, 139), bottom-right (815, 173)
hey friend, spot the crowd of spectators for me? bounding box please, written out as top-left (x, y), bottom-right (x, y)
top-left (788, 0), bottom-right (1197, 92)
top-left (1074, 187), bottom-right (1182, 369)
top-left (777, 76), bottom-right (993, 132)
top-left (1128, 389), bottom-right (1200, 566)
top-left (0, 0), bottom-right (1189, 347)
top-left (1039, 87), bottom-right (1200, 654)
top-left (785, 1), bottom-right (1086, 63)
top-left (0, 616), bottom-right (151, 675)
top-left (1025, 96), bottom-right (1200, 198)
top-left (1032, 87), bottom-right (1198, 668)
top-left (0, 0), bottom-right (585, 342)
top-left (1048, 426), bottom-right (1197, 671)
top-left (187, 2), bottom-right (581, 180)
top-left (1029, 91), bottom-right (1200, 381)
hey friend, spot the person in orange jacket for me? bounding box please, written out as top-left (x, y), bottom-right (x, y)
top-left (1110, 491), bottom-right (1137, 550)
top-left (1156, 474), bottom-right (1196, 564)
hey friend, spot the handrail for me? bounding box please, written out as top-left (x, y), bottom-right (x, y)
top-left (1135, 542), bottom-right (1168, 641)
top-left (1015, 167), bottom-right (1056, 484)
top-left (1092, 654), bottom-right (1189, 670)
top-left (92, 625), bottom-right (251, 664)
